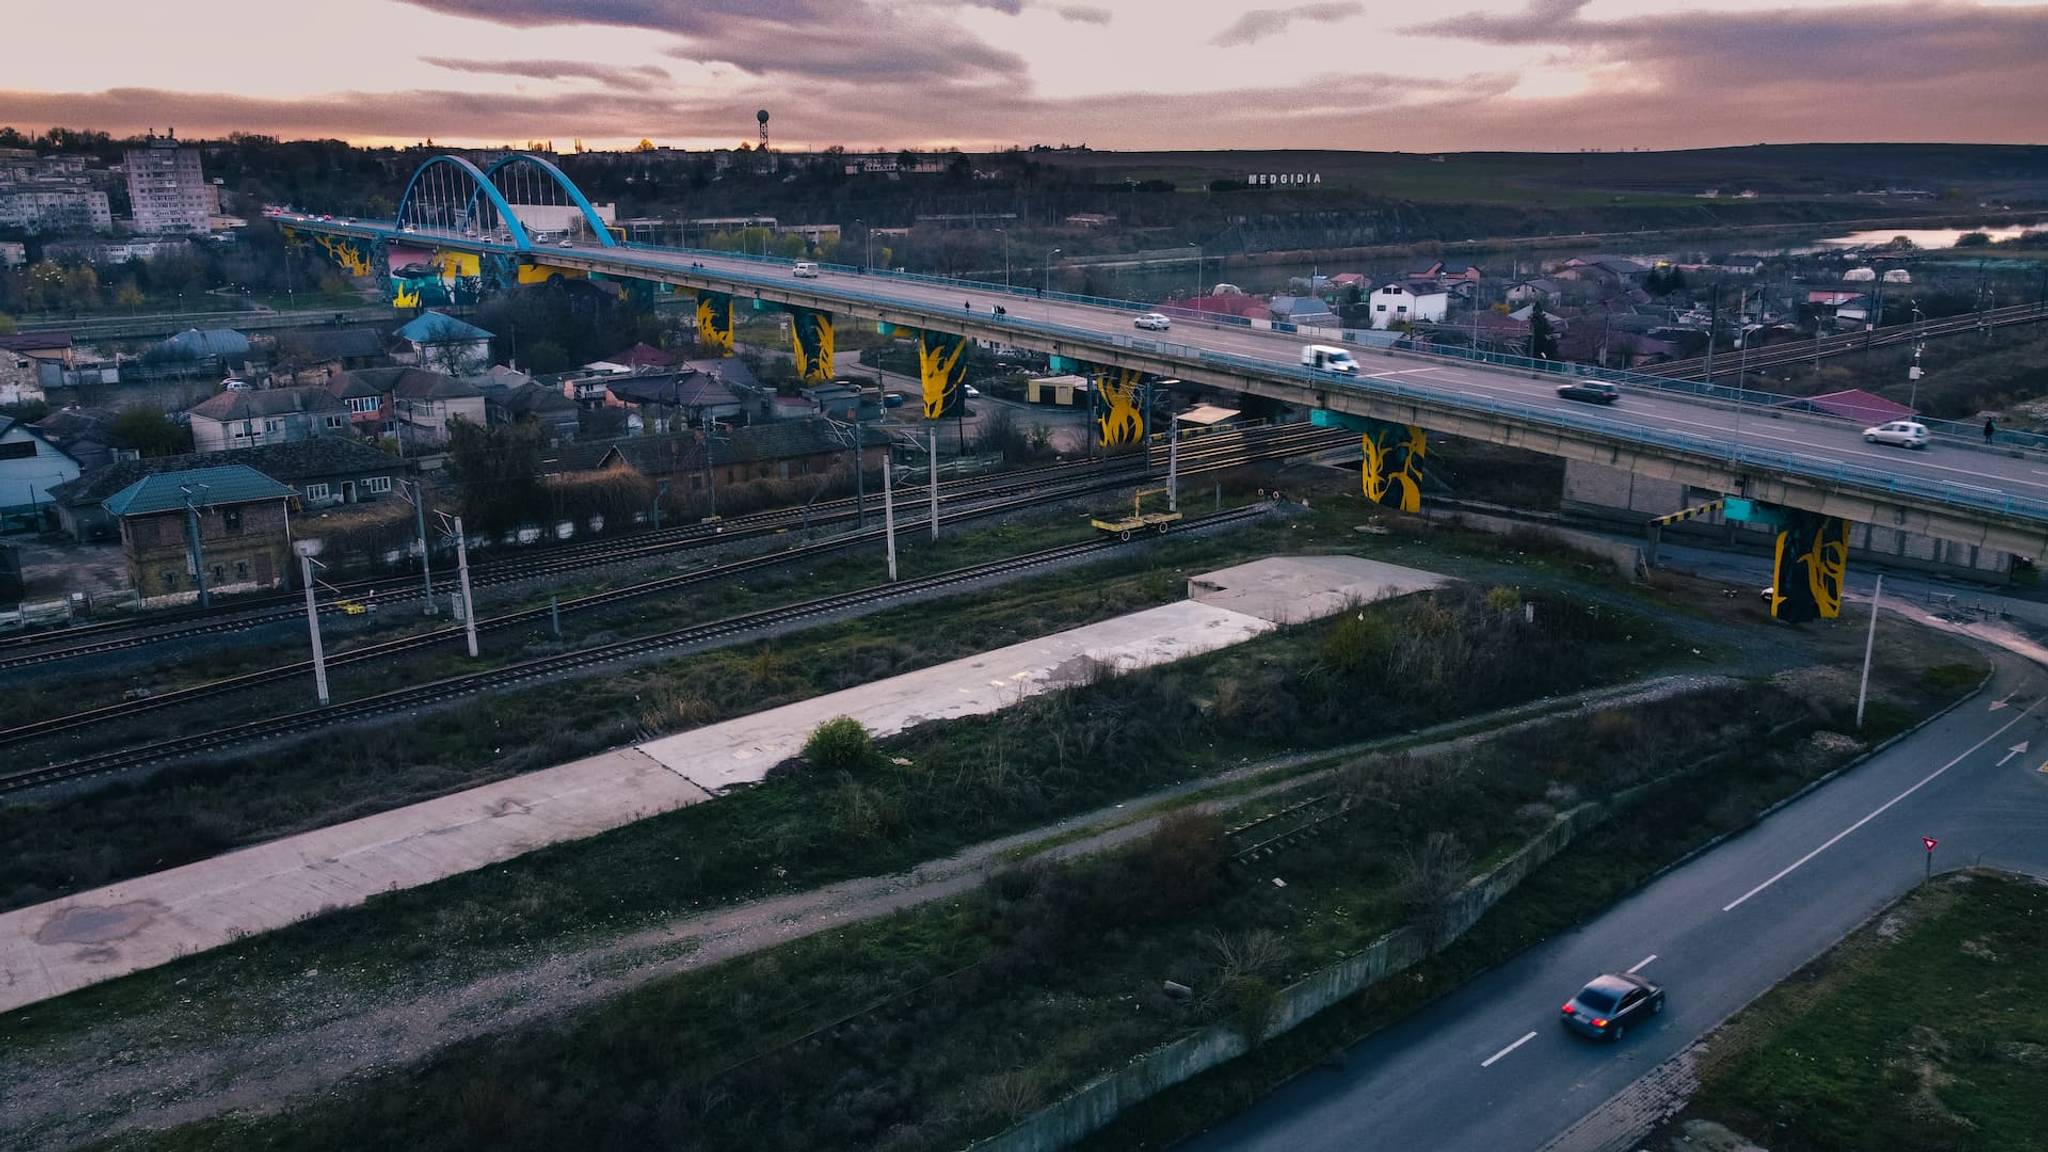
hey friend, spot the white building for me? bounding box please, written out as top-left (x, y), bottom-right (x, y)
top-left (1842, 267), bottom-right (1877, 283)
top-left (124, 131), bottom-right (210, 235)
top-left (1883, 269), bottom-right (1913, 284)
top-left (1366, 281), bottom-right (1449, 329)
top-left (0, 188), bottom-right (112, 233)
top-left (0, 415), bottom-right (82, 523)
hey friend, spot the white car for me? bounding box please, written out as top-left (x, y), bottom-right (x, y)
top-left (558, 239), bottom-right (574, 248)
top-left (1134, 312), bottom-right (1172, 331)
top-left (963, 384), bottom-right (982, 399)
top-left (1863, 420), bottom-right (1930, 449)
top-left (792, 261), bottom-right (821, 278)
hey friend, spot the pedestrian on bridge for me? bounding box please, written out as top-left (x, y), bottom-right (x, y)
top-left (1985, 417), bottom-right (1997, 444)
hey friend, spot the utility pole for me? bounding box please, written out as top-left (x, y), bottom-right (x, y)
top-left (1701, 283), bottom-right (1718, 389)
top-left (179, 484), bottom-right (211, 608)
top-left (852, 408), bottom-right (867, 529)
top-left (297, 544), bottom-right (330, 706)
top-left (1908, 300), bottom-right (1925, 412)
top-left (1856, 575), bottom-right (1884, 730)
top-left (928, 426), bottom-right (939, 541)
top-left (1167, 409), bottom-right (1181, 512)
top-left (881, 438), bottom-right (897, 582)
top-left (440, 513), bottom-right (479, 658)
top-left (403, 479), bottom-right (434, 615)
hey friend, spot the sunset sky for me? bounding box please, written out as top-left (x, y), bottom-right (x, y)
top-left (1, 0), bottom-right (2044, 152)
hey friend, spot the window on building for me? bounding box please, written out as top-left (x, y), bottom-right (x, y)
top-left (1376, 304), bottom-right (1387, 312)
top-left (221, 507), bottom-right (243, 534)
top-left (305, 483), bottom-right (330, 501)
top-left (162, 570), bottom-right (180, 590)
top-left (264, 418), bottom-right (284, 434)
top-left (325, 415), bottom-right (345, 430)
top-left (235, 560), bottom-right (249, 581)
top-left (346, 395), bottom-right (379, 415)
top-left (363, 476), bottom-right (392, 494)
top-left (211, 564), bottom-right (225, 584)
top-left (0, 440), bottom-right (34, 460)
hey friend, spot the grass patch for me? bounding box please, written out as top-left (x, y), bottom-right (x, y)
top-left (102, 676), bottom-right (1836, 1152)
top-left (1677, 871), bottom-right (2048, 1152)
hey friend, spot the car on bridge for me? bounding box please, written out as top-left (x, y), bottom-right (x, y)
top-left (1134, 312), bottom-right (1172, 331)
top-left (793, 261), bottom-right (821, 278)
top-left (1302, 344), bottom-right (1358, 374)
top-left (1556, 381), bottom-right (1621, 405)
top-left (1561, 972), bottom-right (1663, 1040)
top-left (1863, 420), bottom-right (1930, 449)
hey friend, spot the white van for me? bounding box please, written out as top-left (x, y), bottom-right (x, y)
top-left (792, 261), bottom-right (820, 278)
top-left (1302, 344), bottom-right (1358, 374)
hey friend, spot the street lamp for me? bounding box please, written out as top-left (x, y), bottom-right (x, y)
top-left (1044, 247), bottom-right (1060, 300)
top-left (1908, 299), bottom-right (1925, 412)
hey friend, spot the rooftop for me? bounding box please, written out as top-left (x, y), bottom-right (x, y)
top-left (396, 310), bottom-right (493, 344)
top-left (101, 465), bottom-right (295, 518)
top-left (53, 438), bottom-right (409, 507)
top-left (187, 386), bottom-right (345, 421)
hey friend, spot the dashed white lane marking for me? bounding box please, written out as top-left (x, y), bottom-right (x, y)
top-left (1722, 699), bottom-right (2039, 912)
top-left (1627, 953), bottom-right (1658, 973)
top-left (1482, 1030), bottom-right (1539, 1068)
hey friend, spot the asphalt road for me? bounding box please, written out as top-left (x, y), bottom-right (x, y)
top-left (1179, 639), bottom-right (2048, 1152)
top-left (279, 217), bottom-right (2048, 514)
top-left (656, 247), bottom-right (2048, 509)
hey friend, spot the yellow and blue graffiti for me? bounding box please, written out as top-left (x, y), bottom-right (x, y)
top-left (918, 330), bottom-right (968, 419)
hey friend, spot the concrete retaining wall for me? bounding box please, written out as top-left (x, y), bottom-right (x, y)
top-left (965, 802), bottom-right (1609, 1152)
top-left (1423, 506), bottom-right (1648, 581)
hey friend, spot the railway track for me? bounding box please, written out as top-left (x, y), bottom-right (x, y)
top-left (0, 423), bottom-right (1348, 671)
top-left (1646, 300), bottom-right (2048, 382)
top-left (0, 426), bottom-right (1353, 750)
top-left (0, 504), bottom-right (1273, 796)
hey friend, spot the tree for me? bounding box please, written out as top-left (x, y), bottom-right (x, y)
top-left (1527, 301), bottom-right (1559, 361)
top-left (1955, 231), bottom-right (1992, 248)
top-left (109, 406), bottom-right (191, 457)
top-left (445, 418), bottom-right (546, 533)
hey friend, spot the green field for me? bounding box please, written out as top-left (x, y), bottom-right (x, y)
top-left (1676, 871), bottom-right (2048, 1152)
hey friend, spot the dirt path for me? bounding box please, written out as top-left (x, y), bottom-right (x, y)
top-left (0, 674), bottom-right (1726, 1151)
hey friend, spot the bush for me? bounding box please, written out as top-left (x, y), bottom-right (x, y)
top-left (804, 715), bottom-right (877, 773)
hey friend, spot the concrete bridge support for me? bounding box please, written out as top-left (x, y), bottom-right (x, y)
top-left (1312, 410), bottom-right (1429, 514)
top-left (696, 292), bottom-right (734, 356)
top-left (787, 307), bottom-right (835, 382)
top-left (916, 330), bottom-right (968, 418)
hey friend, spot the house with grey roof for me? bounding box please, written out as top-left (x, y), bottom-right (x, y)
top-left (1268, 295), bottom-right (1339, 327)
top-left (187, 385), bottom-right (351, 452)
top-left (49, 437), bottom-right (412, 540)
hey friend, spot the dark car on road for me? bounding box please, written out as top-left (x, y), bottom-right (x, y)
top-left (1556, 381), bottom-right (1620, 405)
top-left (1561, 972), bottom-right (1663, 1040)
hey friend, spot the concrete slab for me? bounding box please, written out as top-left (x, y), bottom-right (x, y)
top-left (0, 747), bottom-right (709, 1015)
top-left (637, 599), bottom-right (1277, 792)
top-left (1187, 554), bottom-right (1448, 625)
top-left (0, 552), bottom-right (1428, 1015)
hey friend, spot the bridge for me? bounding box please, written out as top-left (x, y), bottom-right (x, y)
top-left (272, 153), bottom-right (2048, 620)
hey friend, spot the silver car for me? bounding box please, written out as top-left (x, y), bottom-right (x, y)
top-left (1863, 420), bottom-right (1930, 449)
top-left (1134, 312), bottom-right (1172, 331)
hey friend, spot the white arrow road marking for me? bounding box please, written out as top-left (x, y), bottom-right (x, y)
top-left (1989, 691), bottom-right (2015, 711)
top-left (1627, 954), bottom-right (1659, 973)
top-left (1723, 700), bottom-right (2039, 912)
top-left (1482, 1031), bottom-right (1538, 1068)
top-left (1999, 741), bottom-right (2030, 767)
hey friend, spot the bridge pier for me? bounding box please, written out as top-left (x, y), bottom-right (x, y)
top-left (787, 307), bottom-right (835, 382)
top-left (696, 292), bottom-right (734, 356)
top-left (916, 330), bottom-right (968, 419)
top-left (1311, 410), bottom-right (1428, 513)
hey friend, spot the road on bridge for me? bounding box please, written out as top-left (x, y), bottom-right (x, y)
top-left (1176, 640), bottom-right (2048, 1152)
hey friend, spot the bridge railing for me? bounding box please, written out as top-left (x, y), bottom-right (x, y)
top-left (616, 237), bottom-right (2048, 454)
top-left (573, 241), bottom-right (2048, 523)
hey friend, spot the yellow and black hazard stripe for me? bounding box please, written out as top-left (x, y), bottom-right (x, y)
top-left (1650, 498), bottom-right (1725, 527)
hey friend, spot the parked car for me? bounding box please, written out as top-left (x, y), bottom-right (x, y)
top-left (1556, 381), bottom-right (1621, 405)
top-left (882, 391), bottom-right (906, 408)
top-left (963, 384), bottom-right (982, 399)
top-left (1864, 420), bottom-right (1930, 449)
top-left (793, 261), bottom-right (821, 278)
top-left (1561, 972), bottom-right (1663, 1040)
top-left (1301, 344), bottom-right (1358, 374)
top-left (1134, 312), bottom-right (1172, 331)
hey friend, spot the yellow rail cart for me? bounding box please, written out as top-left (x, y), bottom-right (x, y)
top-left (1091, 487), bottom-right (1182, 541)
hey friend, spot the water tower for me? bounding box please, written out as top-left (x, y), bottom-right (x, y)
top-left (757, 109), bottom-right (770, 150)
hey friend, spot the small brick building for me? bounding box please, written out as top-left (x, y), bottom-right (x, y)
top-left (102, 464), bottom-right (296, 604)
